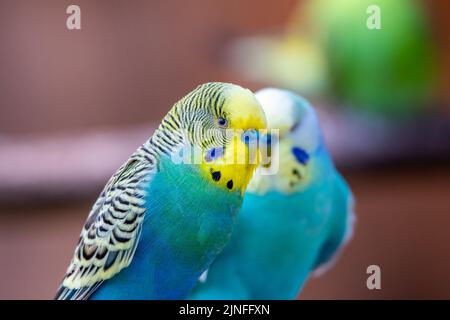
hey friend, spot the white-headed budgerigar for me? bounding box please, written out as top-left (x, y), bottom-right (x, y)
top-left (55, 82), bottom-right (267, 300)
top-left (189, 88), bottom-right (355, 299)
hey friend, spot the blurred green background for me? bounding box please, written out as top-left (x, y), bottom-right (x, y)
top-left (0, 0), bottom-right (449, 299)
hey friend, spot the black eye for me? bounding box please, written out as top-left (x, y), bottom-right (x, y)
top-left (217, 117), bottom-right (228, 128)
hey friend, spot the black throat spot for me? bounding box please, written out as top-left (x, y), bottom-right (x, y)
top-left (210, 169), bottom-right (221, 182)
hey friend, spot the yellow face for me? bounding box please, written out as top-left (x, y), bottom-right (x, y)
top-left (199, 85), bottom-right (267, 195)
top-left (221, 85), bottom-right (267, 132)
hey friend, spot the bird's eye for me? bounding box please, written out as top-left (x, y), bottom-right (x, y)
top-left (217, 117), bottom-right (228, 128)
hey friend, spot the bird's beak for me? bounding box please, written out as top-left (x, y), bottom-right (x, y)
top-left (260, 133), bottom-right (274, 168)
top-left (219, 129), bottom-right (261, 167)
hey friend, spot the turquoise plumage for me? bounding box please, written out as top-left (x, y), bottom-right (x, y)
top-left (189, 88), bottom-right (355, 299)
top-left (55, 83), bottom-right (267, 300)
top-left (88, 156), bottom-right (242, 299)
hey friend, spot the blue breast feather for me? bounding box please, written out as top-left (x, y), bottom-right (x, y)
top-left (189, 153), bottom-right (352, 300)
top-left (90, 156), bottom-right (242, 299)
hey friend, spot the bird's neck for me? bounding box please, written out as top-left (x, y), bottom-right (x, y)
top-left (134, 109), bottom-right (187, 169)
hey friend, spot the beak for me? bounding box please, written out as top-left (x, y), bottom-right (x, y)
top-left (260, 133), bottom-right (273, 168)
top-left (240, 129), bottom-right (263, 166)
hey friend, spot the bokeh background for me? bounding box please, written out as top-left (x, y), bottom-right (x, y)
top-left (1, 0), bottom-right (449, 299)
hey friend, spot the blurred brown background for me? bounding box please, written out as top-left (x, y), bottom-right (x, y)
top-left (0, 0), bottom-right (449, 299)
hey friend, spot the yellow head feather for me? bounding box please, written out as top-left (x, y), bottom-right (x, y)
top-left (198, 84), bottom-right (267, 195)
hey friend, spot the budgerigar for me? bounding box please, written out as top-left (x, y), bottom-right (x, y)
top-left (55, 82), bottom-right (267, 300)
top-left (189, 88), bottom-right (355, 300)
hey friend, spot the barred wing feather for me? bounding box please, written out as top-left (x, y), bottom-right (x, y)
top-left (55, 158), bottom-right (153, 300)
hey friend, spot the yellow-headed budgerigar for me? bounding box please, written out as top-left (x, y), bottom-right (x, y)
top-left (189, 88), bottom-right (355, 299)
top-left (55, 82), bottom-right (267, 300)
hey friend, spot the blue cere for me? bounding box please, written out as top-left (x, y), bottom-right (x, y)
top-left (292, 147), bottom-right (309, 165)
top-left (241, 129), bottom-right (259, 145)
top-left (205, 146), bottom-right (225, 163)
